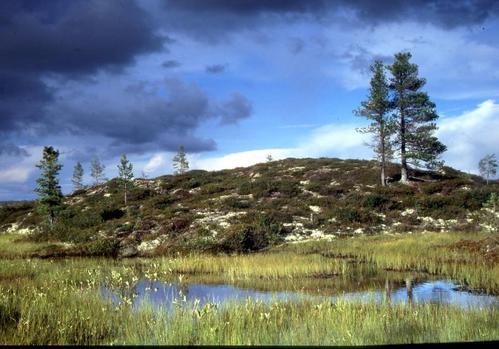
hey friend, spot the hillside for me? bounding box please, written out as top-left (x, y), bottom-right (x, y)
top-left (1, 157), bottom-right (497, 258)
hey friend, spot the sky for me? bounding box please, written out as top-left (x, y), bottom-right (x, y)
top-left (1, 0), bottom-right (499, 200)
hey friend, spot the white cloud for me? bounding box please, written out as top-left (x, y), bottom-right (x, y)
top-left (191, 148), bottom-right (294, 171)
top-left (144, 153), bottom-right (169, 174)
top-left (0, 166), bottom-right (33, 183)
top-left (0, 146), bottom-right (42, 184)
top-left (437, 99), bottom-right (499, 174)
top-left (191, 122), bottom-right (370, 171)
top-left (192, 100), bottom-right (499, 176)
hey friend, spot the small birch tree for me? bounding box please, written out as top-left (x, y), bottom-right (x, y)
top-left (479, 153), bottom-right (497, 185)
top-left (90, 157), bottom-right (106, 185)
top-left (117, 154), bottom-right (134, 206)
top-left (72, 161), bottom-right (84, 191)
top-left (172, 145), bottom-right (189, 175)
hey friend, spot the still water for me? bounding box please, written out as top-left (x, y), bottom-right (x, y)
top-left (101, 278), bottom-right (499, 311)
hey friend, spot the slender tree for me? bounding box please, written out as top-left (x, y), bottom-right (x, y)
top-left (388, 52), bottom-right (446, 182)
top-left (117, 154), bottom-right (134, 205)
top-left (479, 153), bottom-right (497, 185)
top-left (266, 154), bottom-right (273, 162)
top-left (172, 145), bottom-right (189, 175)
top-left (355, 60), bottom-right (395, 186)
top-left (71, 161), bottom-right (84, 191)
top-left (90, 157), bottom-right (105, 185)
top-left (35, 146), bottom-right (63, 226)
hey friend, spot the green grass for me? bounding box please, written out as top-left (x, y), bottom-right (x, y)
top-left (0, 234), bottom-right (51, 258)
top-left (0, 278), bottom-right (497, 345)
top-left (277, 231), bottom-right (499, 292)
top-left (0, 231), bottom-right (498, 344)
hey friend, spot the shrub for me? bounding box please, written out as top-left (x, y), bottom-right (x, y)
top-left (238, 182), bottom-right (252, 195)
top-left (219, 213), bottom-right (286, 252)
top-left (200, 183), bottom-right (224, 195)
top-left (100, 208), bottom-right (125, 221)
top-left (83, 239), bottom-right (120, 257)
top-left (224, 197), bottom-right (252, 209)
top-left (362, 194), bottom-right (389, 210)
top-left (479, 192), bottom-right (499, 233)
top-left (150, 195), bottom-right (175, 209)
top-left (32, 223), bottom-right (94, 244)
top-left (127, 187), bottom-right (154, 201)
top-left (414, 195), bottom-right (466, 218)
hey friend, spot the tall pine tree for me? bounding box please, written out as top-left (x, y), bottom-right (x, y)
top-left (117, 154), bottom-right (134, 206)
top-left (388, 52), bottom-right (446, 182)
top-left (35, 146), bottom-right (63, 226)
top-left (72, 161), bottom-right (84, 191)
top-left (172, 145), bottom-right (189, 175)
top-left (355, 60), bottom-right (395, 186)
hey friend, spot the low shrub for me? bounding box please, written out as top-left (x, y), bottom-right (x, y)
top-left (220, 213), bottom-right (286, 252)
top-left (82, 239), bottom-right (120, 257)
top-left (200, 183), bottom-right (225, 195)
top-left (100, 208), bottom-right (125, 221)
top-left (362, 194), bottom-right (390, 210)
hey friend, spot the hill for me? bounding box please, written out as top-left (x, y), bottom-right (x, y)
top-left (0, 157), bottom-right (497, 258)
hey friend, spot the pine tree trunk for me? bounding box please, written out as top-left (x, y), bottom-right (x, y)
top-left (124, 181), bottom-right (127, 206)
top-left (380, 122), bottom-right (386, 187)
top-left (381, 162), bottom-right (386, 186)
top-left (400, 107), bottom-right (408, 183)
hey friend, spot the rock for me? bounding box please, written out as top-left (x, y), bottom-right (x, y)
top-left (118, 245), bottom-right (138, 258)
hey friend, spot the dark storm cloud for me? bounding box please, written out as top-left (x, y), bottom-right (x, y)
top-left (164, 0), bottom-right (326, 14)
top-left (218, 92), bottom-right (253, 125)
top-left (49, 79), bottom-right (252, 156)
top-left (0, 0), bottom-right (166, 146)
top-left (160, 0), bottom-right (499, 40)
top-left (0, 0), bottom-right (165, 75)
top-left (0, 72), bottom-right (53, 132)
top-left (162, 60), bottom-right (181, 69)
top-left (341, 47), bottom-right (393, 76)
top-left (205, 64), bottom-right (227, 74)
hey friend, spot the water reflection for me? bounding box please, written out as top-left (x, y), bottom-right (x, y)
top-left (101, 278), bottom-right (499, 312)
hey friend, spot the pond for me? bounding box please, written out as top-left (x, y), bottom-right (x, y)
top-left (101, 277), bottom-right (499, 312)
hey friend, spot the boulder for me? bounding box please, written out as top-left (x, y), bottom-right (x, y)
top-left (118, 244), bottom-right (138, 258)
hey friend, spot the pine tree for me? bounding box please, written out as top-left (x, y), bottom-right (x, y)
top-left (355, 60), bottom-right (395, 186)
top-left (90, 157), bottom-right (106, 185)
top-left (72, 161), bottom-right (84, 191)
top-left (479, 153), bottom-right (497, 185)
top-left (117, 154), bottom-right (134, 206)
top-left (388, 52), bottom-right (446, 182)
top-left (35, 146), bottom-right (63, 226)
top-left (172, 145), bottom-right (189, 175)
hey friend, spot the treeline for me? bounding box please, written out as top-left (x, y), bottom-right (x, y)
top-left (34, 145), bottom-right (189, 227)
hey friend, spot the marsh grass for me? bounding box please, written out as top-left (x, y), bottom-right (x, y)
top-left (0, 278), bottom-right (497, 345)
top-left (0, 231), bottom-right (498, 344)
top-left (276, 231), bottom-right (499, 292)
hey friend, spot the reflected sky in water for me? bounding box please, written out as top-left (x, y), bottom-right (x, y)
top-left (101, 279), bottom-right (499, 312)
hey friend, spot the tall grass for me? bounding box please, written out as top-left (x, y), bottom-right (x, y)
top-left (0, 231), bottom-right (498, 344)
top-left (1, 280), bottom-right (497, 345)
top-left (277, 231), bottom-right (499, 292)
